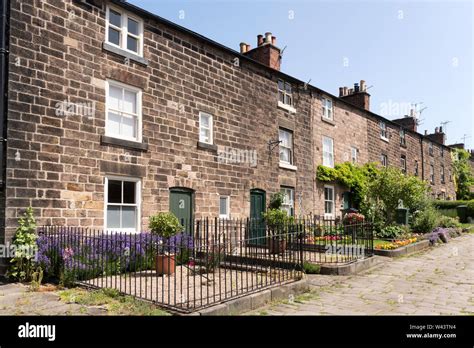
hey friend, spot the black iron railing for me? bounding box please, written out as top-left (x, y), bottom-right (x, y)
top-left (36, 218), bottom-right (373, 312)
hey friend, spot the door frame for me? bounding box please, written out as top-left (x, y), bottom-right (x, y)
top-left (249, 189), bottom-right (266, 246)
top-left (169, 187), bottom-right (195, 226)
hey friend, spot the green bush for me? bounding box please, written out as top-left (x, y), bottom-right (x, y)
top-left (268, 192), bottom-right (284, 210)
top-left (8, 207), bottom-right (38, 282)
top-left (148, 212), bottom-right (184, 238)
top-left (411, 206), bottom-right (440, 233)
top-left (437, 215), bottom-right (461, 228)
top-left (433, 200), bottom-right (474, 218)
top-left (303, 262), bottom-right (321, 274)
top-left (375, 224), bottom-right (406, 239)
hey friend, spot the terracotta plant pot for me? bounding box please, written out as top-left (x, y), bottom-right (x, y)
top-left (155, 254), bottom-right (176, 275)
top-left (268, 237), bottom-right (287, 254)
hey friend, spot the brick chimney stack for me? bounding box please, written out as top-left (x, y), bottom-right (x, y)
top-left (426, 126), bottom-right (446, 145)
top-left (392, 109), bottom-right (418, 132)
top-left (339, 80), bottom-right (370, 111)
top-left (242, 32), bottom-right (281, 71)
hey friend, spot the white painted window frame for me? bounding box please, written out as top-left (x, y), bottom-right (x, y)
top-left (199, 111), bottom-right (214, 144)
top-left (280, 187), bottom-right (295, 217)
top-left (322, 97), bottom-right (333, 120)
top-left (279, 128), bottom-right (294, 166)
top-left (324, 185), bottom-right (335, 218)
top-left (350, 146), bottom-right (358, 164)
top-left (106, 4), bottom-right (144, 57)
top-left (380, 121), bottom-right (388, 141)
top-left (105, 79), bottom-right (143, 142)
top-left (322, 136), bottom-right (334, 168)
top-left (219, 196), bottom-right (230, 219)
top-left (104, 176), bottom-right (141, 234)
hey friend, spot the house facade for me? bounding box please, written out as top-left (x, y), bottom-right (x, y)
top-left (0, 0), bottom-right (457, 253)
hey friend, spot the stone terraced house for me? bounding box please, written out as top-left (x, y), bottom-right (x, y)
top-left (0, 0), bottom-right (457, 259)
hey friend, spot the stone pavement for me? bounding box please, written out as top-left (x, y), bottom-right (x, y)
top-left (247, 233), bottom-right (474, 315)
top-left (0, 282), bottom-right (106, 315)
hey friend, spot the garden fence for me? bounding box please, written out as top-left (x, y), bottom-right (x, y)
top-left (37, 217), bottom-right (373, 313)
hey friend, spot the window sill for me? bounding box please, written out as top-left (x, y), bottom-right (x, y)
top-left (197, 141), bottom-right (217, 152)
top-left (381, 136), bottom-right (389, 143)
top-left (101, 135), bottom-right (148, 151)
top-left (103, 42), bottom-right (149, 66)
top-left (279, 162), bottom-right (297, 171)
top-left (321, 116), bottom-right (336, 126)
top-left (277, 101), bottom-right (297, 114)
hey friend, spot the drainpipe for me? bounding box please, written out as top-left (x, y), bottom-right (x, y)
top-left (0, 0), bottom-right (9, 233)
top-left (420, 137), bottom-right (425, 181)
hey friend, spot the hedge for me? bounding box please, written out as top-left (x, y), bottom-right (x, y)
top-left (433, 200), bottom-right (474, 217)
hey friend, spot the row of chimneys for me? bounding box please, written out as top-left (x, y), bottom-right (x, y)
top-left (239, 33), bottom-right (450, 146)
top-left (240, 32), bottom-right (277, 54)
top-left (240, 32), bottom-right (281, 71)
top-left (338, 80), bottom-right (368, 97)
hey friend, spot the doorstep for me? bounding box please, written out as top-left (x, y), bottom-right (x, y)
top-left (189, 276), bottom-right (309, 316)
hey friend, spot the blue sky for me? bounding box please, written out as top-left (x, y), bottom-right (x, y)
top-left (129, 0), bottom-right (473, 149)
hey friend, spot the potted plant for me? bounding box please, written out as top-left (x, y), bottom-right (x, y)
top-left (262, 192), bottom-right (294, 254)
top-left (149, 212), bottom-right (184, 275)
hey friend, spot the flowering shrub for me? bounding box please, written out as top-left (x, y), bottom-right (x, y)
top-left (36, 229), bottom-right (194, 286)
top-left (376, 237), bottom-right (417, 250)
top-left (343, 213), bottom-right (365, 225)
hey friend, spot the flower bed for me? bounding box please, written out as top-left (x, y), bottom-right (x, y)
top-left (375, 237), bottom-right (417, 250)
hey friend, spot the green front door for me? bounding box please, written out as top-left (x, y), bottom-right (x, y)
top-left (170, 189), bottom-right (193, 232)
top-left (250, 189), bottom-right (266, 246)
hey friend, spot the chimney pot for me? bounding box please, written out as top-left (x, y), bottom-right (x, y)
top-left (257, 35), bottom-right (264, 46)
top-left (339, 87), bottom-right (344, 97)
top-left (424, 130), bottom-right (428, 135)
top-left (271, 36), bottom-right (276, 45)
top-left (435, 127), bottom-right (439, 133)
top-left (240, 42), bottom-right (247, 54)
top-left (265, 32), bottom-right (272, 44)
top-left (246, 44), bottom-right (251, 52)
top-left (343, 87), bottom-right (348, 96)
top-left (360, 80), bottom-right (366, 91)
top-left (354, 83), bottom-right (360, 93)
top-left (439, 126), bottom-right (443, 133)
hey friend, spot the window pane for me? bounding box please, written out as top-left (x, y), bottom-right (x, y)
top-left (109, 9), bottom-right (122, 27)
top-left (108, 28), bottom-right (120, 46)
top-left (219, 197), bottom-right (228, 216)
top-left (285, 83), bottom-right (292, 94)
top-left (128, 18), bottom-right (139, 35)
top-left (200, 114), bottom-right (210, 128)
top-left (127, 35), bottom-right (138, 53)
top-left (123, 90), bottom-right (137, 114)
top-left (107, 206), bottom-right (121, 228)
top-left (108, 180), bottom-right (122, 203)
top-left (123, 181), bottom-right (136, 204)
top-left (122, 206), bottom-right (137, 229)
top-left (121, 115), bottom-right (136, 139)
top-left (108, 86), bottom-right (122, 110)
top-left (279, 91), bottom-right (285, 103)
top-left (108, 112), bottom-right (121, 136)
top-left (280, 148), bottom-right (290, 163)
top-left (200, 128), bottom-right (210, 143)
top-left (278, 80), bottom-right (284, 91)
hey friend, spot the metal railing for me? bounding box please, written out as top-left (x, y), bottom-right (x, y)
top-left (36, 218), bottom-right (373, 312)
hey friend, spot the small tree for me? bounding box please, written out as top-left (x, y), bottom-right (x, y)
top-left (8, 207), bottom-right (38, 282)
top-left (452, 149), bottom-right (474, 200)
top-left (361, 167), bottom-right (430, 225)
